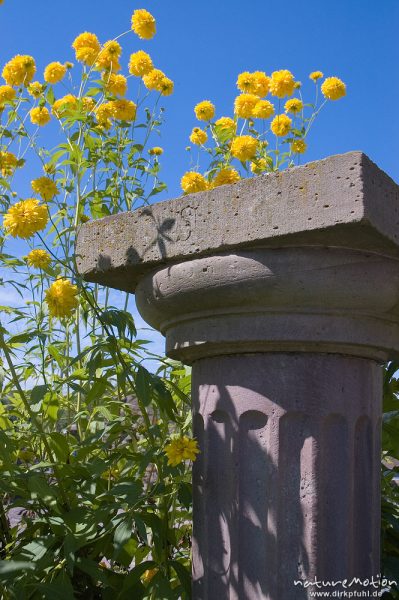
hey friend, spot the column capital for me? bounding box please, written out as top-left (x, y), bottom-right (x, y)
top-left (76, 151), bottom-right (399, 363)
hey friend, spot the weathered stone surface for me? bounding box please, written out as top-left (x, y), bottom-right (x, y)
top-left (75, 152), bottom-right (398, 600)
top-left (76, 151), bottom-right (399, 292)
top-left (192, 353), bottom-right (381, 599)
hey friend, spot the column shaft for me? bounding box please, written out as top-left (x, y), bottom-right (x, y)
top-left (191, 353), bottom-right (382, 600)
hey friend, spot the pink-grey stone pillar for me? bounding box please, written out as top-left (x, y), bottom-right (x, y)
top-left (76, 152), bottom-right (399, 599)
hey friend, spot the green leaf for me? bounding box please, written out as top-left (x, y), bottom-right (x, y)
top-left (0, 560), bottom-right (35, 578)
top-left (169, 560), bottom-right (192, 598)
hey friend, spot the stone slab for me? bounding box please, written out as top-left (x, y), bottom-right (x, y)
top-left (75, 151), bottom-right (399, 292)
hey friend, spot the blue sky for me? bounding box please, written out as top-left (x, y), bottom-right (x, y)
top-left (1, 0), bottom-right (399, 359)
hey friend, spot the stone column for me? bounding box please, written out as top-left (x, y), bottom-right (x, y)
top-left (76, 152), bottom-right (399, 600)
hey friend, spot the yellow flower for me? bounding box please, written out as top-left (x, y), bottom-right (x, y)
top-left (27, 81), bottom-right (44, 98)
top-left (0, 85), bottom-right (15, 104)
top-left (148, 147), bottom-right (163, 156)
top-left (30, 106), bottom-right (51, 126)
top-left (194, 100), bottom-right (215, 121)
top-left (270, 114), bottom-right (292, 136)
top-left (291, 139), bottom-right (307, 154)
top-left (26, 249), bottom-right (51, 269)
top-left (3, 199), bottom-right (48, 239)
top-left (164, 436), bottom-right (200, 466)
top-left (65, 62), bottom-right (74, 70)
top-left (252, 71), bottom-right (270, 97)
top-left (102, 72), bottom-right (127, 96)
top-left (237, 72), bottom-right (270, 97)
top-left (131, 9), bottom-right (156, 40)
top-left (2, 55), bottom-right (36, 86)
top-left (181, 172), bottom-right (208, 194)
top-left (321, 77), bottom-right (346, 100)
top-left (128, 50), bottom-right (153, 76)
top-left (190, 127), bottom-right (207, 145)
top-left (44, 62), bottom-right (66, 84)
top-left (95, 101), bottom-right (113, 128)
top-left (214, 117), bottom-right (236, 140)
top-left (160, 76), bottom-right (173, 96)
top-left (230, 135), bottom-right (258, 162)
top-left (212, 167), bottom-right (240, 187)
top-left (294, 81), bottom-right (302, 89)
top-left (109, 99), bottom-right (136, 121)
top-left (52, 94), bottom-right (78, 118)
top-left (250, 158), bottom-right (269, 174)
top-left (81, 97), bottom-right (96, 113)
top-left (284, 98), bottom-right (303, 114)
top-left (309, 71), bottom-right (323, 82)
top-left (234, 93), bottom-right (258, 118)
top-left (31, 176), bottom-right (58, 201)
top-left (142, 68), bottom-right (166, 92)
top-left (45, 278), bottom-right (78, 319)
top-left (252, 99), bottom-right (274, 119)
top-left (96, 40), bottom-right (122, 72)
top-left (72, 32), bottom-right (101, 66)
top-left (0, 151), bottom-right (18, 177)
top-left (236, 71), bottom-right (256, 93)
top-left (269, 69), bottom-right (295, 98)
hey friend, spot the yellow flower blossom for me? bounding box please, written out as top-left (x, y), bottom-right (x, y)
top-left (44, 62), bottom-right (66, 84)
top-left (131, 9), bottom-right (156, 40)
top-left (142, 68), bottom-right (166, 92)
top-left (72, 32), bottom-right (101, 66)
top-left (26, 249), bottom-right (51, 269)
top-left (160, 76), bottom-right (173, 96)
top-left (81, 97), bottom-right (96, 113)
top-left (212, 167), bottom-right (240, 187)
top-left (270, 113), bottom-right (292, 136)
top-left (291, 139), bottom-right (307, 154)
top-left (128, 50), bottom-right (153, 76)
top-left (45, 278), bottom-right (78, 319)
top-left (252, 99), bottom-right (274, 119)
top-left (194, 100), bottom-right (215, 122)
top-left (237, 71), bottom-right (270, 97)
top-left (102, 72), bottom-right (127, 96)
top-left (234, 93), bottom-right (258, 118)
top-left (250, 158), bottom-right (269, 174)
top-left (109, 99), bottom-right (136, 121)
top-left (269, 69), bottom-right (295, 98)
top-left (95, 101), bottom-right (113, 128)
top-left (0, 151), bottom-right (18, 177)
top-left (230, 135), bottom-right (258, 162)
top-left (3, 199), bottom-right (48, 239)
top-left (96, 40), bottom-right (122, 72)
top-left (27, 81), bottom-right (44, 98)
top-left (284, 98), bottom-right (303, 114)
top-left (214, 117), bottom-right (236, 140)
top-left (164, 436), bottom-right (200, 466)
top-left (181, 172), bottom-right (208, 194)
top-left (252, 71), bottom-right (270, 97)
top-left (30, 106), bottom-right (51, 126)
top-left (31, 176), bottom-right (58, 201)
top-left (149, 147), bottom-right (163, 156)
top-left (52, 94), bottom-right (78, 118)
top-left (321, 77), bottom-right (346, 100)
top-left (2, 55), bottom-right (36, 86)
top-left (190, 127), bottom-right (207, 145)
top-left (0, 85), bottom-right (15, 105)
top-left (309, 71), bottom-right (323, 82)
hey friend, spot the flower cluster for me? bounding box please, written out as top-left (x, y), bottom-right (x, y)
top-left (181, 69), bottom-right (346, 193)
top-left (1, 6), bottom-right (170, 326)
